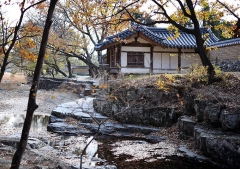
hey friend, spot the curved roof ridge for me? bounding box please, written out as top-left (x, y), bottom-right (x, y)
top-left (202, 28), bottom-right (219, 43)
top-left (136, 24), bottom-right (166, 40)
top-left (210, 38), bottom-right (240, 47)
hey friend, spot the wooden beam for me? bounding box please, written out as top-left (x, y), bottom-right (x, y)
top-left (122, 42), bottom-right (153, 47)
top-left (98, 41), bottom-right (121, 51)
top-left (138, 32), bottom-right (166, 48)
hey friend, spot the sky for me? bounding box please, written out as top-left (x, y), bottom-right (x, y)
top-left (0, 0), bottom-right (239, 26)
top-left (0, 0), bottom-right (38, 26)
top-left (0, 0), bottom-right (22, 25)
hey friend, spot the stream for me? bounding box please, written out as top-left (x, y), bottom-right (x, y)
top-left (0, 113), bottom-right (229, 169)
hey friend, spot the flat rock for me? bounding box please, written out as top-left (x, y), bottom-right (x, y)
top-left (51, 97), bottom-right (108, 122)
top-left (48, 97), bottom-right (164, 143)
top-left (47, 122), bottom-right (93, 135)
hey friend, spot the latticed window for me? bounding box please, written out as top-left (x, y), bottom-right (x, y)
top-left (127, 52), bottom-right (144, 66)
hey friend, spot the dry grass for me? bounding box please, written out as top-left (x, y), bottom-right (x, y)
top-left (0, 73), bottom-right (28, 90)
top-left (2, 73), bottom-right (27, 83)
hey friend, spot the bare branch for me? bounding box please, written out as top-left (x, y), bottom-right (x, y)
top-left (216, 0), bottom-right (240, 20)
top-left (151, 0), bottom-right (194, 35)
top-left (23, 0), bottom-right (46, 13)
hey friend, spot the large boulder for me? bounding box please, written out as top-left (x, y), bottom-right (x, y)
top-left (204, 104), bottom-right (222, 127)
top-left (220, 107), bottom-right (240, 131)
top-left (193, 99), bottom-right (240, 131)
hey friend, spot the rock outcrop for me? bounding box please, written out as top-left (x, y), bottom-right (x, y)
top-left (179, 102), bottom-right (240, 169)
top-left (92, 77), bottom-right (240, 169)
top-left (93, 87), bottom-right (183, 127)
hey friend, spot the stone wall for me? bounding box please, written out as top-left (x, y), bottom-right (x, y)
top-left (39, 77), bottom-right (94, 96)
top-left (216, 60), bottom-right (240, 72)
top-left (208, 44), bottom-right (240, 62)
top-left (178, 99), bottom-right (240, 168)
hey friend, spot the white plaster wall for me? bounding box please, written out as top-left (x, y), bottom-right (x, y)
top-left (181, 56), bottom-right (191, 68)
top-left (162, 53), bottom-right (170, 69)
top-left (120, 46), bottom-right (198, 73)
top-left (153, 53), bottom-right (161, 69)
top-left (170, 54), bottom-right (178, 69)
top-left (121, 52), bottom-right (127, 67)
top-left (153, 69), bottom-right (179, 74)
top-left (144, 53), bottom-right (150, 67)
top-left (121, 46), bottom-right (150, 52)
top-left (121, 68), bottom-right (150, 74)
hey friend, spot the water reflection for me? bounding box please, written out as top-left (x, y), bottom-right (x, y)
top-left (0, 113), bottom-right (49, 131)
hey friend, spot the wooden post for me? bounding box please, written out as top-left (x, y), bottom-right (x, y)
top-left (178, 48), bottom-right (181, 73)
top-left (119, 43), bottom-right (122, 66)
top-left (150, 46), bottom-right (154, 74)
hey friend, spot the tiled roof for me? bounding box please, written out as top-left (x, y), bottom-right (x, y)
top-left (209, 38), bottom-right (240, 47)
top-left (95, 25), bottom-right (166, 50)
top-left (148, 27), bottom-right (219, 49)
top-left (95, 24), bottom-right (219, 50)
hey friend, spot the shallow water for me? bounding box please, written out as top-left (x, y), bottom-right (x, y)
top-left (97, 136), bottom-right (229, 169)
top-left (46, 135), bottom-right (229, 169)
top-left (0, 113), bottom-right (50, 136)
top-left (0, 114), bottom-right (49, 130)
top-left (0, 114), bottom-right (229, 169)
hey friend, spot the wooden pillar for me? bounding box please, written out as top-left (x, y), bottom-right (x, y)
top-left (118, 43), bottom-right (122, 68)
top-left (107, 49), bottom-right (110, 66)
top-left (150, 46), bottom-right (154, 74)
top-left (178, 48), bottom-right (181, 73)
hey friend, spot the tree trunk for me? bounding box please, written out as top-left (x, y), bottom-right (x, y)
top-left (89, 65), bottom-right (99, 78)
top-left (10, 1), bottom-right (58, 168)
top-left (195, 31), bottom-right (215, 83)
top-left (98, 51), bottom-right (102, 64)
top-left (66, 56), bottom-right (73, 78)
top-left (0, 54), bottom-right (9, 81)
top-left (55, 68), bottom-right (67, 77)
top-left (186, 0), bottom-right (215, 83)
top-left (44, 60), bottom-right (68, 77)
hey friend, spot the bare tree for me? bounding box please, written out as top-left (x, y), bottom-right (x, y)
top-left (0, 0), bottom-right (46, 82)
top-left (10, 0), bottom-right (58, 168)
